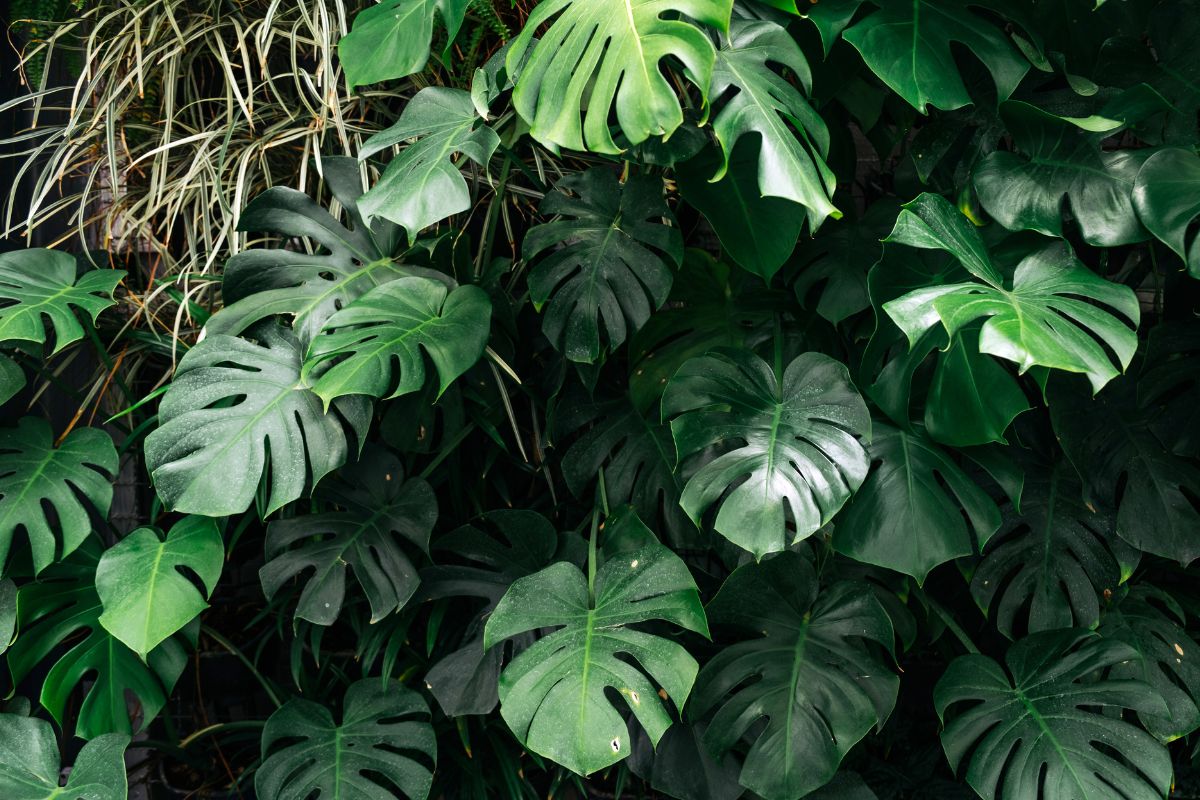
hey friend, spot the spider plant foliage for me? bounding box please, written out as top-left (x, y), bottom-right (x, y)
top-left (6, 0), bottom-right (1200, 799)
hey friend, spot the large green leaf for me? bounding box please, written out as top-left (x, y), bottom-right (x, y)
top-left (358, 88), bottom-right (499, 238)
top-left (260, 447), bottom-right (436, 626)
top-left (206, 156), bottom-right (429, 346)
top-left (971, 467), bottom-right (1123, 639)
top-left (841, 0), bottom-right (1028, 112)
top-left (0, 249), bottom-right (123, 353)
top-left (524, 169), bottom-right (681, 363)
top-left (792, 200), bottom-right (897, 325)
top-left (8, 540), bottom-right (192, 738)
top-left (144, 324), bottom-right (369, 517)
top-left (882, 194), bottom-right (1140, 393)
top-left (834, 423), bottom-right (1001, 583)
top-left (1133, 147), bottom-right (1200, 278)
top-left (663, 348), bottom-right (872, 560)
top-left (302, 276), bottom-right (491, 404)
top-left (709, 19), bottom-right (838, 227)
top-left (256, 679), bottom-right (436, 800)
top-left (691, 552), bottom-right (898, 800)
top-left (974, 101), bottom-right (1150, 247)
top-left (0, 353), bottom-right (24, 406)
top-left (483, 510), bottom-right (709, 776)
top-left (505, 0), bottom-right (732, 154)
top-left (339, 0), bottom-right (469, 89)
top-left (934, 630), bottom-right (1173, 800)
top-left (0, 418), bottom-right (116, 575)
top-left (1101, 586), bottom-right (1200, 742)
top-left (923, 327), bottom-right (1031, 446)
top-left (95, 516), bottom-right (222, 659)
top-left (0, 713), bottom-right (127, 800)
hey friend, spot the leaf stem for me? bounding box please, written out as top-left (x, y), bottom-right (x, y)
top-left (920, 589), bottom-right (980, 655)
top-left (587, 507), bottom-right (599, 606)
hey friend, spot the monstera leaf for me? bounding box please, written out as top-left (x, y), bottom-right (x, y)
top-left (663, 348), bottom-right (872, 560)
top-left (0, 713), bottom-right (127, 800)
top-left (144, 324), bottom-right (370, 517)
top-left (708, 19), bottom-right (838, 227)
top-left (0, 578), bottom-right (13, 656)
top-left (302, 276), bottom-right (491, 404)
top-left (483, 511), bottom-right (709, 776)
top-left (358, 88), bottom-right (499, 237)
top-left (923, 327), bottom-right (1031, 446)
top-left (0, 418), bottom-right (117, 575)
top-left (260, 448), bottom-right (436, 626)
top-left (95, 516), bottom-right (223, 659)
top-left (0, 249), bottom-right (123, 353)
top-left (974, 102), bottom-right (1150, 247)
top-left (793, 200), bottom-right (897, 325)
top-left (841, 0), bottom-right (1028, 112)
top-left (339, 0), bottom-right (469, 89)
top-left (421, 510), bottom-right (580, 717)
top-left (882, 193), bottom-right (1140, 393)
top-left (1101, 586), bottom-right (1200, 742)
top-left (1133, 147), bottom-right (1200, 277)
top-left (691, 552), bottom-right (898, 800)
top-left (0, 353), bottom-right (24, 405)
top-left (256, 679), bottom-right (436, 800)
top-left (8, 540), bottom-right (192, 738)
top-left (834, 423), bottom-right (1002, 583)
top-left (524, 169), bottom-right (681, 363)
top-left (935, 630), bottom-right (1173, 800)
top-left (206, 156), bottom-right (428, 346)
top-left (505, 0), bottom-right (732, 153)
top-left (972, 467), bottom-right (1123, 639)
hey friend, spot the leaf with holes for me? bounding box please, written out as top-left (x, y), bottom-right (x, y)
top-left (0, 249), bottom-right (123, 353)
top-left (0, 418), bottom-right (116, 575)
top-left (524, 169), bottom-right (681, 363)
top-left (0, 712), bottom-right (127, 800)
top-left (256, 679), bottom-right (436, 800)
top-left (691, 552), bottom-right (898, 800)
top-left (339, 0), bottom-right (470, 89)
top-left (260, 447), bottom-right (435, 626)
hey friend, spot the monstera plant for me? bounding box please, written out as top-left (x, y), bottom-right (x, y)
top-left (3, 0), bottom-right (1200, 798)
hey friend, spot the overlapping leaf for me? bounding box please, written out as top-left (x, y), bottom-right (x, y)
top-left (0, 249), bottom-right (123, 353)
top-left (1133, 147), bottom-right (1200, 277)
top-left (0, 713), bottom-right (127, 800)
top-left (339, 0), bottom-right (469, 89)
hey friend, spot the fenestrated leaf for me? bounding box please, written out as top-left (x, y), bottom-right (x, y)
top-left (206, 156), bottom-right (433, 347)
top-left (505, 0), bottom-right (732, 154)
top-left (709, 19), bottom-right (839, 227)
top-left (1101, 586), bottom-right (1200, 742)
top-left (256, 679), bottom-right (436, 800)
top-left (0, 249), bottom-right (123, 353)
top-left (934, 630), bottom-right (1173, 800)
top-left (302, 276), bottom-right (491, 404)
top-left (971, 467), bottom-right (1123, 639)
top-left (974, 101), bottom-right (1151, 247)
top-left (1133, 147), bottom-right (1200, 278)
top-left (663, 348), bottom-right (872, 560)
top-left (483, 511), bottom-right (709, 776)
top-left (96, 516), bottom-right (223, 659)
top-left (260, 447), bottom-right (436, 626)
top-left (0, 418), bottom-right (117, 575)
top-left (691, 552), bottom-right (898, 800)
top-left (0, 713), bottom-right (127, 800)
top-left (358, 88), bottom-right (499, 237)
top-left (144, 324), bottom-right (370, 517)
top-left (0, 353), bottom-right (23, 406)
top-left (524, 169), bottom-right (681, 363)
top-left (8, 539), bottom-right (193, 739)
top-left (421, 510), bottom-right (581, 717)
top-left (841, 0), bottom-right (1028, 112)
top-left (882, 194), bottom-right (1140, 393)
top-left (834, 422), bottom-right (1002, 583)
top-left (339, 0), bottom-right (469, 89)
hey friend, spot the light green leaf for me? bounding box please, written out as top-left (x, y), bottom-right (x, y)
top-left (505, 0), bottom-right (732, 153)
top-left (663, 348), bottom-right (871, 560)
top-left (0, 713), bottom-right (127, 800)
top-left (935, 630), bottom-right (1173, 800)
top-left (0, 418), bottom-right (117, 575)
top-left (0, 353), bottom-right (23, 406)
top-left (0, 249), bottom-right (123, 353)
top-left (1133, 147), bottom-right (1200, 278)
top-left (884, 193), bottom-right (1000, 284)
top-left (339, 0), bottom-right (470, 89)
top-left (358, 88), bottom-right (499, 238)
top-left (96, 516), bottom-right (223, 659)
top-left (256, 679), bottom-right (436, 800)
top-left (144, 324), bottom-right (370, 517)
top-left (483, 511), bottom-right (709, 776)
top-left (302, 276), bottom-right (491, 404)
top-left (524, 169), bottom-right (681, 363)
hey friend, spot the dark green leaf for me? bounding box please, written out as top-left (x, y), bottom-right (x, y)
top-left (1133, 147), bottom-right (1200, 277)
top-left (0, 354), bottom-right (23, 406)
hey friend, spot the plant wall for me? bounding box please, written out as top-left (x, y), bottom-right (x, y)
top-left (2, 0), bottom-right (1200, 798)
